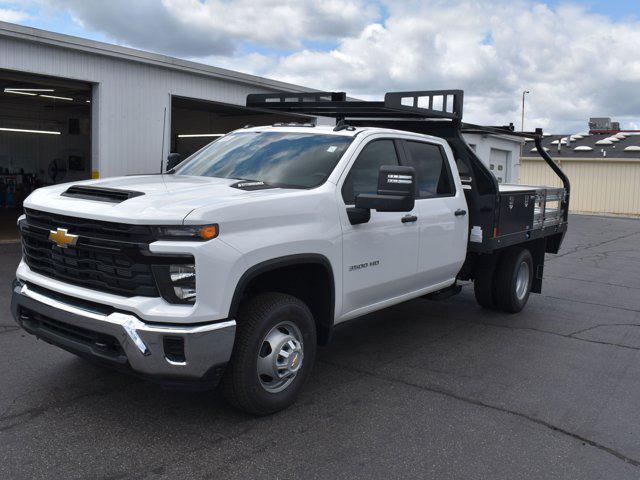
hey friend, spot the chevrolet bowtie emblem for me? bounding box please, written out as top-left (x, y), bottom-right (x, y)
top-left (49, 228), bottom-right (78, 248)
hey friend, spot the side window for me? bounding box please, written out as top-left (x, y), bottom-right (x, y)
top-left (341, 139), bottom-right (399, 204)
top-left (403, 141), bottom-right (455, 198)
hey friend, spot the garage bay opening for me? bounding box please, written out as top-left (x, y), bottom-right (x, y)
top-left (0, 70), bottom-right (92, 241)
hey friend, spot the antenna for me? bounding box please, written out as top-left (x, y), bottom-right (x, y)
top-left (160, 106), bottom-right (167, 173)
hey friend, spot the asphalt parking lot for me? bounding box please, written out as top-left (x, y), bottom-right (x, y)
top-left (1, 214), bottom-right (639, 479)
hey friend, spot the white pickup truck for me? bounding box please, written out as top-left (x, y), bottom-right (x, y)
top-left (11, 90), bottom-right (569, 414)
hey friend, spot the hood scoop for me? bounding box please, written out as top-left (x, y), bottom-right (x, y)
top-left (61, 185), bottom-right (145, 203)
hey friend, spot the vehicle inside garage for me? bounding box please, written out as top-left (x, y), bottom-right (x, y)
top-left (171, 96), bottom-right (311, 160)
top-left (0, 70), bottom-right (91, 241)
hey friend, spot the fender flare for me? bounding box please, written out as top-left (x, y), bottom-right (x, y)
top-left (228, 254), bottom-right (336, 343)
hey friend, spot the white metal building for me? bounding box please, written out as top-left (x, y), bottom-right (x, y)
top-left (462, 130), bottom-right (523, 185)
top-left (0, 21), bottom-right (315, 179)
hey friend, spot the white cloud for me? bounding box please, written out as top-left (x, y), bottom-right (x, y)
top-left (0, 8), bottom-right (29, 23)
top-left (161, 0), bottom-right (379, 49)
top-left (48, 0), bottom-right (379, 56)
top-left (44, 0), bottom-right (640, 132)
top-left (222, 0), bottom-right (640, 133)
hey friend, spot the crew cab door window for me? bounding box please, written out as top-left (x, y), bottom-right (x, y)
top-left (341, 140), bottom-right (399, 204)
top-left (402, 141), bottom-right (455, 198)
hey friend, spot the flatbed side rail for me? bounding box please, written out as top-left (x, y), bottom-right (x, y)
top-left (534, 128), bottom-right (570, 221)
top-left (533, 187), bottom-right (565, 229)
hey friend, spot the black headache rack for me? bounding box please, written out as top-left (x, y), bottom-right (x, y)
top-left (247, 90), bottom-right (464, 121)
top-left (247, 90), bottom-right (569, 254)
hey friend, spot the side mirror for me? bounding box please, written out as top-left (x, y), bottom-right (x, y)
top-left (166, 152), bottom-right (181, 171)
top-left (355, 165), bottom-right (416, 213)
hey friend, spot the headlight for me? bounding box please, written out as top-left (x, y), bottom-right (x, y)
top-left (152, 261), bottom-right (197, 304)
top-left (153, 225), bottom-right (218, 241)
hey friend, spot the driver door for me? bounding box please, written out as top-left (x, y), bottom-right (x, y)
top-left (338, 138), bottom-right (420, 320)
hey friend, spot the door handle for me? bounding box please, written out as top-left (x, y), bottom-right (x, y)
top-left (454, 209), bottom-right (467, 217)
top-left (402, 215), bottom-right (418, 223)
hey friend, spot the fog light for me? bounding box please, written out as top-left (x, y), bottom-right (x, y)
top-left (170, 264), bottom-right (196, 303)
top-left (152, 259), bottom-right (197, 304)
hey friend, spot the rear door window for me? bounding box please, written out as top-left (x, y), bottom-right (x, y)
top-left (402, 141), bottom-right (455, 198)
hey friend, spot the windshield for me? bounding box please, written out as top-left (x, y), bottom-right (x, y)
top-left (174, 131), bottom-right (353, 188)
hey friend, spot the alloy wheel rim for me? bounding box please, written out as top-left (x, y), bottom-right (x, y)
top-left (257, 321), bottom-right (304, 393)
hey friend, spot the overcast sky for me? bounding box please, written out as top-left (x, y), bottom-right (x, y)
top-left (1, 0), bottom-right (639, 133)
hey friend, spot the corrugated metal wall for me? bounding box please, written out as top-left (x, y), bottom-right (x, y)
top-left (520, 157), bottom-right (640, 216)
top-left (0, 35), bottom-right (297, 179)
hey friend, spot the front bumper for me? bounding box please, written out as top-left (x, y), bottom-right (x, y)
top-left (11, 280), bottom-right (236, 388)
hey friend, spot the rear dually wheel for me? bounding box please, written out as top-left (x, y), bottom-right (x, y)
top-left (493, 247), bottom-right (533, 313)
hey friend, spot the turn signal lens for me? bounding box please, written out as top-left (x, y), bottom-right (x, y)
top-left (199, 225), bottom-right (218, 240)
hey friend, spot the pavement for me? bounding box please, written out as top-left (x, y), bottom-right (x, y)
top-left (1, 214), bottom-right (640, 479)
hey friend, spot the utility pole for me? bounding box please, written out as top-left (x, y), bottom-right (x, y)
top-left (520, 90), bottom-right (530, 159)
top-left (521, 90), bottom-right (530, 132)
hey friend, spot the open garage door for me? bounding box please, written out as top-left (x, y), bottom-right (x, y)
top-left (171, 96), bottom-right (313, 160)
top-left (0, 70), bottom-right (92, 241)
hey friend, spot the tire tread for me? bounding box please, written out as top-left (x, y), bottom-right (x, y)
top-left (494, 247), bottom-right (532, 313)
top-left (474, 254), bottom-right (498, 309)
top-left (222, 292), bottom-right (314, 415)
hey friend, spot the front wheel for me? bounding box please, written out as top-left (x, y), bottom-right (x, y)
top-left (222, 292), bottom-right (317, 415)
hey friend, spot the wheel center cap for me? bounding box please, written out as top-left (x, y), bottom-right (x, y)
top-left (275, 338), bottom-right (303, 376)
top-left (288, 350), bottom-right (302, 373)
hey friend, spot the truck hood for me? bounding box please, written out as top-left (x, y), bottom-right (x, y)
top-left (23, 174), bottom-right (303, 224)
